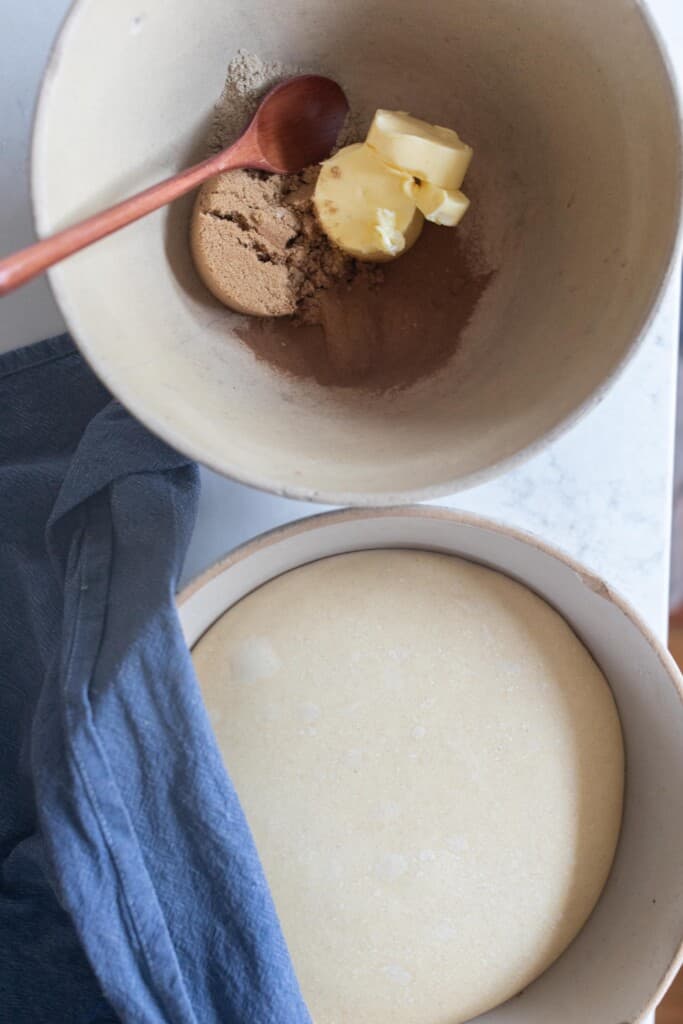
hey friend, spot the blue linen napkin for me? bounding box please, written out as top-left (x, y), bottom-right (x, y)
top-left (0, 336), bottom-right (310, 1024)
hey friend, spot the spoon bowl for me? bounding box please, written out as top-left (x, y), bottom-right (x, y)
top-left (252, 75), bottom-right (349, 173)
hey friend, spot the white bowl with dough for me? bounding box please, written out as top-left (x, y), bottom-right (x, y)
top-left (32, 0), bottom-right (681, 503)
top-left (179, 508), bottom-right (683, 1024)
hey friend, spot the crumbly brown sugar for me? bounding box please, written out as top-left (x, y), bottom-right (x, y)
top-left (191, 167), bottom-right (381, 320)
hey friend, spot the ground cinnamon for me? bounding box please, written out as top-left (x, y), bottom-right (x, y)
top-left (237, 222), bottom-right (491, 390)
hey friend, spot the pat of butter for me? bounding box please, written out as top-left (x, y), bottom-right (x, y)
top-left (314, 143), bottom-right (424, 262)
top-left (405, 180), bottom-right (470, 227)
top-left (367, 110), bottom-right (473, 191)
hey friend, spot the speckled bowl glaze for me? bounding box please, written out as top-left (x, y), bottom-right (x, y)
top-left (33, 0), bottom-right (681, 504)
top-left (179, 507), bottom-right (683, 1023)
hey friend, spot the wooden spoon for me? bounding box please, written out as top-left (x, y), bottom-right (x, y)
top-left (0, 75), bottom-right (348, 296)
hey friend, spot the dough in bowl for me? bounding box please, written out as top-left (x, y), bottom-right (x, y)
top-left (192, 550), bottom-right (624, 1023)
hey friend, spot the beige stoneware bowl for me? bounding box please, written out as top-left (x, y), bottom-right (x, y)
top-left (33, 0), bottom-right (681, 503)
top-left (179, 507), bottom-right (683, 1023)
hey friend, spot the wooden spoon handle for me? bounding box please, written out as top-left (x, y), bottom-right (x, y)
top-left (0, 137), bottom-right (262, 297)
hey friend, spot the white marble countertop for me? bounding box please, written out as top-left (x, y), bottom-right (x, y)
top-left (1, 0), bottom-right (680, 1019)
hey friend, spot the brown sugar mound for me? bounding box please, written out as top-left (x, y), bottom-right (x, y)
top-left (190, 167), bottom-right (381, 320)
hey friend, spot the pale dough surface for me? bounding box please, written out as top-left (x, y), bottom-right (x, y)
top-left (192, 550), bottom-right (624, 1024)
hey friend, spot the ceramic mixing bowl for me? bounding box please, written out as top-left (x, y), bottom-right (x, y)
top-left (32, 0), bottom-right (681, 503)
top-left (179, 507), bottom-right (683, 1023)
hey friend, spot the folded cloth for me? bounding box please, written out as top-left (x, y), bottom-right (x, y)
top-left (0, 336), bottom-right (310, 1024)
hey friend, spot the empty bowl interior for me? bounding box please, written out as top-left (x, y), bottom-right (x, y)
top-left (179, 509), bottom-right (683, 1023)
top-left (33, 0), bottom-right (681, 501)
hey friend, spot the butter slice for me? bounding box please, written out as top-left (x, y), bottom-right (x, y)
top-left (367, 110), bottom-right (473, 191)
top-left (314, 143), bottom-right (424, 261)
top-left (406, 180), bottom-right (470, 227)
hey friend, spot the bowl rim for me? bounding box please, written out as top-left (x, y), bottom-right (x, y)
top-left (176, 503), bottom-right (683, 1022)
top-left (31, 0), bottom-right (683, 507)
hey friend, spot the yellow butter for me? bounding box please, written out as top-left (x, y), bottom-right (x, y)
top-left (405, 180), bottom-right (470, 226)
top-left (314, 143), bottom-right (424, 262)
top-left (367, 109), bottom-right (473, 191)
